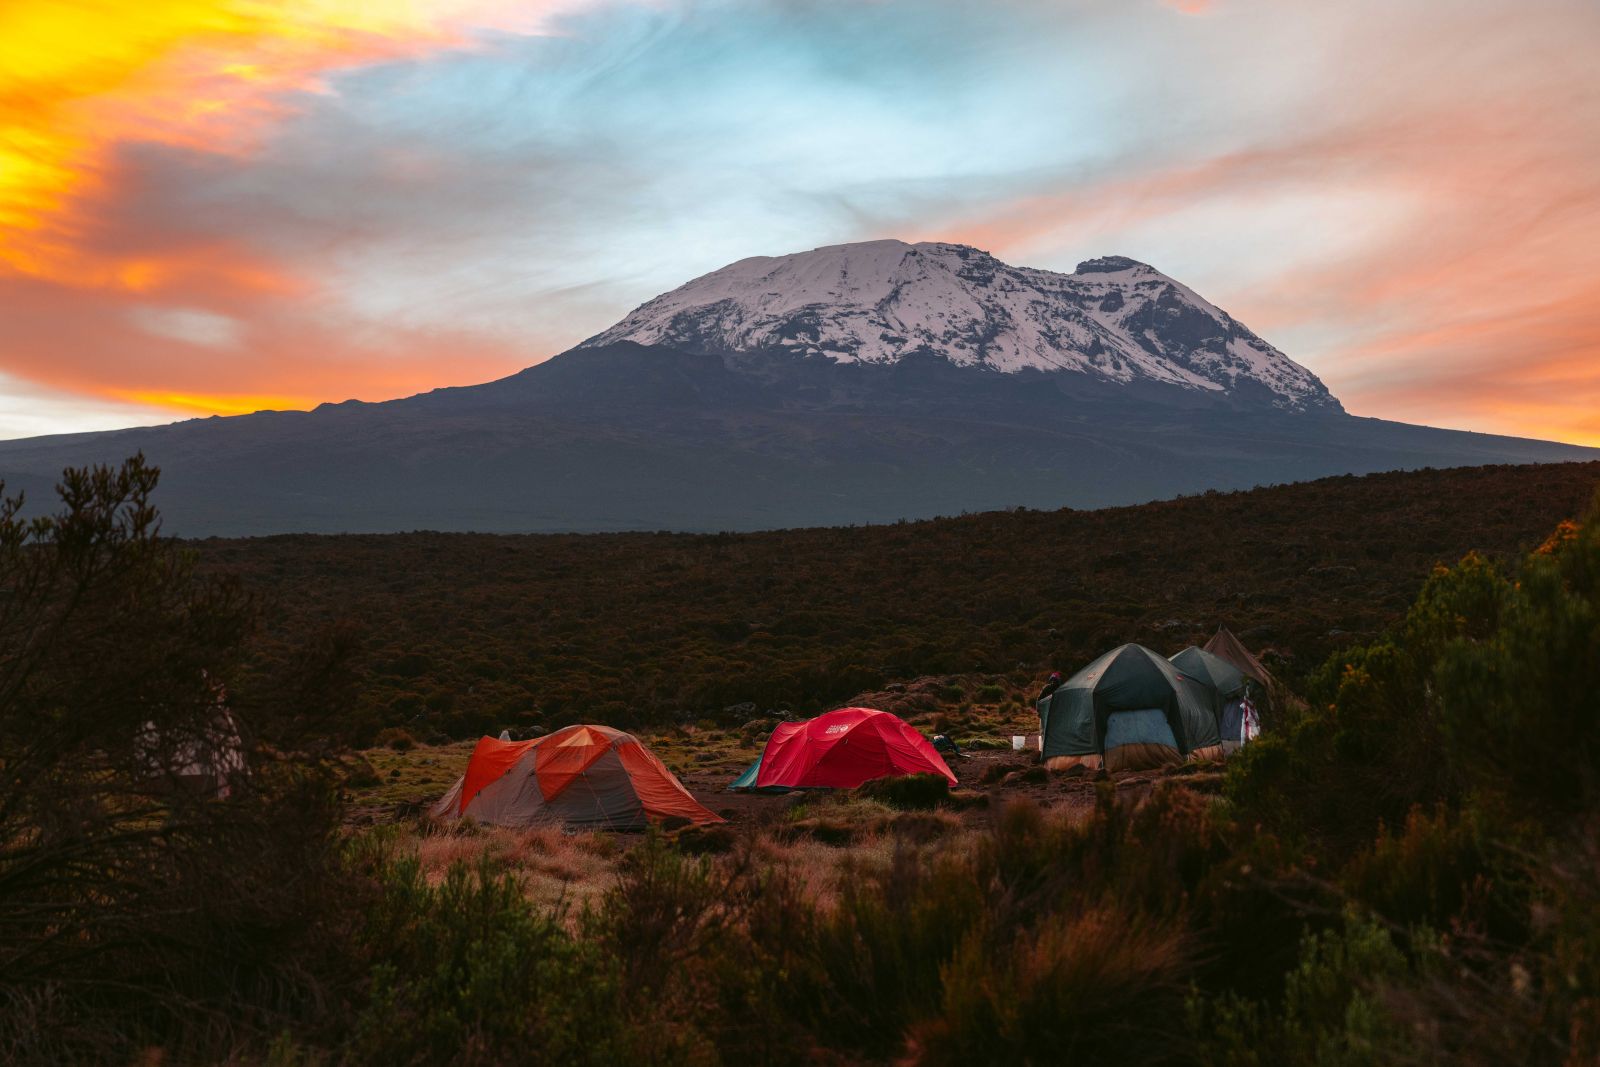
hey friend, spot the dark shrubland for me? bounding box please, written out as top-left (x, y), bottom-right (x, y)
top-left (345, 847), bottom-right (628, 1066)
top-left (6, 459), bottom-right (1600, 1063)
top-left (202, 461), bottom-right (1600, 744)
top-left (0, 458), bottom-right (356, 1061)
top-left (325, 483), bottom-right (1600, 1066)
top-left (1214, 488), bottom-right (1600, 1064)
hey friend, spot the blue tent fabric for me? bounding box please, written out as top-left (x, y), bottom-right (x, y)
top-left (727, 757), bottom-right (801, 793)
top-left (1103, 708), bottom-right (1180, 751)
top-left (1220, 698), bottom-right (1245, 745)
top-left (729, 758), bottom-right (761, 791)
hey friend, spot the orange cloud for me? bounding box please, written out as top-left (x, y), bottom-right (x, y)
top-left (114, 389), bottom-right (319, 416)
top-left (0, 266), bottom-right (535, 423)
top-left (0, 0), bottom-right (598, 425)
top-left (1326, 283), bottom-right (1600, 448)
top-left (0, 0), bottom-right (566, 292)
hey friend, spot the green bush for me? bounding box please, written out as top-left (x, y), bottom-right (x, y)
top-left (374, 726), bottom-right (417, 751)
top-left (1191, 913), bottom-right (1418, 1067)
top-left (1341, 805), bottom-right (1522, 937)
top-left (1230, 492), bottom-right (1600, 850)
top-left (1433, 517), bottom-right (1600, 818)
top-left (855, 772), bottom-right (952, 810)
top-left (1215, 495), bottom-right (1600, 1062)
top-left (0, 458), bottom-right (354, 1063)
top-left (799, 846), bottom-right (986, 1054)
top-left (348, 855), bottom-right (627, 1066)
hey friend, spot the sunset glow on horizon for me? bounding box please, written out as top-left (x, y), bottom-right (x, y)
top-left (2, 0), bottom-right (1597, 444)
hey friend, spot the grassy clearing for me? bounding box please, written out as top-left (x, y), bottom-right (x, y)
top-left (346, 740), bottom-right (475, 817)
top-left (641, 723), bottom-right (764, 779)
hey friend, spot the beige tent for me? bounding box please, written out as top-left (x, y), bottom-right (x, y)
top-left (135, 709), bottom-right (248, 799)
top-left (1203, 626), bottom-right (1275, 691)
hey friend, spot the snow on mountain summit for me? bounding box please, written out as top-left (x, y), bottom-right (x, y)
top-left (581, 240), bottom-right (1340, 412)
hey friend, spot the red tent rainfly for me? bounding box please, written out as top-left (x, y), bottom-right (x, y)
top-left (754, 707), bottom-right (957, 790)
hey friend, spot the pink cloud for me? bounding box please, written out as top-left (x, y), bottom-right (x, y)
top-left (933, 48), bottom-right (1600, 446)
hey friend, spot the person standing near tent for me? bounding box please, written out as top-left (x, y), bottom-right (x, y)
top-left (1036, 671), bottom-right (1063, 704)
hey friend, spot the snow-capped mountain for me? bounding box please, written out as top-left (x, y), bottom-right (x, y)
top-left (582, 239), bottom-right (1340, 413)
top-left (4, 238), bottom-right (1592, 536)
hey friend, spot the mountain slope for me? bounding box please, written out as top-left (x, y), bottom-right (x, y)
top-left (583, 240), bottom-right (1339, 412)
top-left (0, 241), bottom-right (1593, 536)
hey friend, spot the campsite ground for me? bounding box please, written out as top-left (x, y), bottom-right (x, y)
top-left (344, 684), bottom-right (1209, 911)
top-left (345, 671), bottom-right (1044, 827)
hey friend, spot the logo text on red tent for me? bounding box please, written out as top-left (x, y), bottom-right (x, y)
top-left (825, 724), bottom-right (850, 735)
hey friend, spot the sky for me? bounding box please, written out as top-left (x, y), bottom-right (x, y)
top-left (2, 0), bottom-right (1597, 443)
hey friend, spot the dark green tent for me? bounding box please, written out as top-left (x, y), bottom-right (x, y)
top-left (1172, 645), bottom-right (1250, 752)
top-left (1038, 644), bottom-right (1221, 771)
top-left (1171, 646), bottom-right (1246, 703)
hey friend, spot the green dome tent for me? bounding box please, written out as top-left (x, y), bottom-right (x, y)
top-left (1171, 645), bottom-right (1251, 754)
top-left (1171, 645), bottom-right (1246, 703)
top-left (1038, 644), bottom-right (1222, 772)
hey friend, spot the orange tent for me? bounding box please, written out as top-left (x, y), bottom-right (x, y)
top-left (432, 725), bottom-right (723, 830)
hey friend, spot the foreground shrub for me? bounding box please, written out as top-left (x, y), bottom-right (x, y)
top-left (1341, 804), bottom-right (1526, 940)
top-left (1191, 913), bottom-right (1419, 1067)
top-left (0, 459), bottom-right (353, 1063)
top-left (1217, 496), bottom-right (1600, 1063)
top-left (349, 854), bottom-right (626, 1066)
top-left (920, 906), bottom-right (1189, 1066)
top-left (1432, 506), bottom-right (1600, 820)
top-left (1228, 493), bottom-right (1600, 856)
top-left (798, 844), bottom-right (987, 1055)
top-left (855, 772), bottom-right (952, 809)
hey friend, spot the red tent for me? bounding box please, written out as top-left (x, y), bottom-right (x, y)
top-left (752, 707), bottom-right (957, 790)
top-left (432, 725), bottom-right (723, 830)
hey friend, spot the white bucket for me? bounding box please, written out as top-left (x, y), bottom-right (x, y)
top-left (1011, 735), bottom-right (1026, 751)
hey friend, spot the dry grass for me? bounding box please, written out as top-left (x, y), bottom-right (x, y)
top-left (344, 717), bottom-right (1081, 924)
top-left (406, 824), bottom-right (623, 911)
top-left (377, 813), bottom-right (966, 921)
top-left (347, 741), bottom-right (475, 816)
top-left (643, 724), bottom-right (763, 779)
